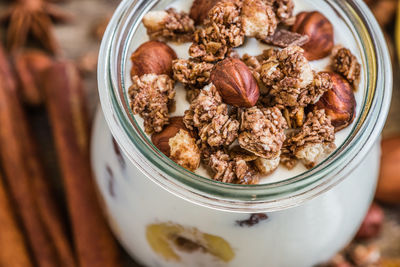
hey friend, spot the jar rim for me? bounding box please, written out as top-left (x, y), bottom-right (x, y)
top-left (98, 0), bottom-right (392, 212)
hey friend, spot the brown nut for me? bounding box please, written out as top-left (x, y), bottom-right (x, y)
top-left (151, 117), bottom-right (187, 157)
top-left (291, 11), bottom-right (334, 61)
top-left (355, 203), bottom-right (384, 240)
top-left (314, 72), bottom-right (356, 131)
top-left (130, 41), bottom-right (177, 78)
top-left (189, 0), bottom-right (220, 25)
top-left (376, 137), bottom-right (400, 204)
top-left (210, 58), bottom-right (260, 108)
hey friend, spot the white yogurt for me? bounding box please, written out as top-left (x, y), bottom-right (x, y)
top-left (92, 111), bottom-right (379, 267)
top-left (125, 0), bottom-right (365, 184)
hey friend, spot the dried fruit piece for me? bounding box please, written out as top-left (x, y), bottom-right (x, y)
top-left (313, 72), bottom-right (356, 131)
top-left (291, 11), bottom-right (334, 60)
top-left (236, 213), bottom-right (268, 227)
top-left (211, 58), bottom-right (260, 107)
top-left (130, 41), bottom-right (177, 78)
top-left (146, 223), bottom-right (235, 263)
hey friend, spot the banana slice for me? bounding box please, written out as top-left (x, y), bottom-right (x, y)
top-left (146, 222), bottom-right (235, 263)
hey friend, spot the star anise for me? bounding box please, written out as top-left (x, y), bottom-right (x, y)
top-left (0, 0), bottom-right (71, 54)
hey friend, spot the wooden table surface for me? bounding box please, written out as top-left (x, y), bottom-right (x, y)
top-left (18, 0), bottom-right (400, 265)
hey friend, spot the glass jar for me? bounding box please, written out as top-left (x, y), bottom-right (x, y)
top-left (93, 0), bottom-right (392, 266)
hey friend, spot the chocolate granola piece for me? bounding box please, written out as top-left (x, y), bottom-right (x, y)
top-left (332, 46), bottom-right (361, 89)
top-left (142, 8), bottom-right (195, 43)
top-left (262, 47), bottom-right (332, 109)
top-left (129, 74), bottom-right (175, 134)
top-left (172, 59), bottom-right (214, 89)
top-left (189, 1), bottom-right (245, 62)
top-left (199, 114), bottom-right (240, 147)
top-left (186, 88), bottom-right (201, 102)
top-left (260, 28), bottom-right (309, 48)
top-left (209, 150), bottom-right (259, 184)
top-left (236, 213), bottom-right (268, 227)
top-left (209, 150), bottom-right (236, 183)
top-left (269, 0), bottom-right (295, 23)
top-left (287, 109), bottom-right (336, 169)
top-left (183, 84), bottom-right (226, 130)
top-left (261, 46), bottom-right (313, 89)
top-left (238, 106), bottom-right (287, 159)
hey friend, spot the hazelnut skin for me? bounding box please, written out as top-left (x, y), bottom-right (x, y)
top-left (210, 58), bottom-right (260, 108)
top-left (291, 11), bottom-right (334, 61)
top-left (151, 117), bottom-right (188, 157)
top-left (376, 137), bottom-right (400, 204)
top-left (130, 41), bottom-right (177, 78)
top-left (355, 203), bottom-right (384, 240)
top-left (314, 72), bottom-right (356, 131)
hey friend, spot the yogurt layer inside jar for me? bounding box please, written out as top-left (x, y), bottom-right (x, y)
top-left (126, 0), bottom-right (363, 185)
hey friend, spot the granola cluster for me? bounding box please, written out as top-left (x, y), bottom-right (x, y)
top-left (332, 46), bottom-right (361, 88)
top-left (172, 59), bottom-right (214, 89)
top-left (209, 150), bottom-right (259, 184)
top-left (238, 107), bottom-right (287, 159)
top-left (184, 85), bottom-right (240, 147)
top-left (142, 8), bottom-right (195, 43)
top-left (261, 46), bottom-right (331, 110)
top-left (241, 0), bottom-right (278, 39)
top-left (128, 0), bottom-right (361, 184)
top-left (189, 1), bottom-right (245, 62)
top-left (286, 110), bottom-right (336, 169)
top-left (129, 74), bottom-right (175, 134)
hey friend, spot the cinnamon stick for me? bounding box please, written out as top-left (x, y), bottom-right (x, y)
top-left (43, 61), bottom-right (122, 267)
top-left (0, 45), bottom-right (77, 267)
top-left (0, 173), bottom-right (33, 267)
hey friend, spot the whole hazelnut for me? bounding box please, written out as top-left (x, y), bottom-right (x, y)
top-left (314, 72), bottom-right (356, 131)
top-left (355, 203), bottom-right (384, 240)
top-left (291, 11), bottom-right (334, 61)
top-left (189, 0), bottom-right (220, 25)
top-left (210, 58), bottom-right (260, 108)
top-left (376, 137), bottom-right (400, 204)
top-left (130, 41), bottom-right (177, 78)
top-left (151, 117), bottom-right (187, 157)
